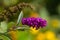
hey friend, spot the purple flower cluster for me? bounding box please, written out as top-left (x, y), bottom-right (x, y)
top-left (22, 17), bottom-right (47, 29)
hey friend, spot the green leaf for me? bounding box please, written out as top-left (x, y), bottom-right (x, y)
top-left (0, 21), bottom-right (7, 33)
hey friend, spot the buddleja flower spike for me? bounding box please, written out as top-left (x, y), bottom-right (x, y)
top-left (22, 17), bottom-right (47, 30)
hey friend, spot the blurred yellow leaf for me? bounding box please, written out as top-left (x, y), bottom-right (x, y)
top-left (30, 27), bottom-right (39, 35)
top-left (35, 32), bottom-right (45, 40)
top-left (9, 30), bottom-right (18, 40)
top-left (45, 30), bottom-right (57, 40)
top-left (35, 30), bottom-right (58, 40)
top-left (29, 12), bottom-right (39, 18)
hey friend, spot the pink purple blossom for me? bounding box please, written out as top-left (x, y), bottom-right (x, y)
top-left (22, 17), bottom-right (47, 29)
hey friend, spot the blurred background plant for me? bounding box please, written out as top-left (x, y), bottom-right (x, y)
top-left (0, 0), bottom-right (60, 40)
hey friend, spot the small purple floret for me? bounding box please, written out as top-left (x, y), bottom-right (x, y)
top-left (22, 17), bottom-right (47, 30)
